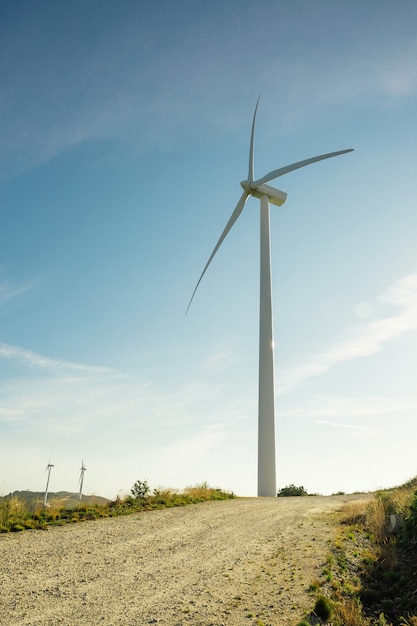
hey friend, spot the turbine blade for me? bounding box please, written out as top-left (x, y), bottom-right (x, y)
top-left (248, 95), bottom-right (261, 182)
top-left (187, 191), bottom-right (249, 313)
top-left (251, 148), bottom-right (354, 187)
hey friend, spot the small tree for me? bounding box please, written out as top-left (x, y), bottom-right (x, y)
top-left (131, 480), bottom-right (150, 500)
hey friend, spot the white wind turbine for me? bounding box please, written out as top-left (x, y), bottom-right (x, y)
top-left (43, 461), bottom-right (54, 506)
top-left (187, 97), bottom-right (353, 497)
top-left (78, 460), bottom-right (86, 501)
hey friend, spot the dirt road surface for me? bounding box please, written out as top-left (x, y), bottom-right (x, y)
top-left (0, 495), bottom-right (370, 626)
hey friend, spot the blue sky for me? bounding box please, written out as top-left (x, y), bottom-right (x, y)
top-left (1, 0), bottom-right (417, 498)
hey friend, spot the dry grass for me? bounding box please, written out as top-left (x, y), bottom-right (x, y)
top-left (184, 484), bottom-right (226, 500)
top-left (334, 597), bottom-right (366, 626)
top-left (0, 496), bottom-right (26, 528)
top-left (400, 617), bottom-right (417, 626)
top-left (376, 539), bottom-right (398, 570)
top-left (339, 500), bottom-right (368, 526)
top-left (378, 487), bottom-right (415, 516)
top-left (366, 498), bottom-right (387, 544)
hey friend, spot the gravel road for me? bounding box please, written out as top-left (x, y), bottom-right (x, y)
top-left (0, 495), bottom-right (370, 626)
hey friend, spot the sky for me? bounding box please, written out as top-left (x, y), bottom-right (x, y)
top-left (1, 0), bottom-right (417, 499)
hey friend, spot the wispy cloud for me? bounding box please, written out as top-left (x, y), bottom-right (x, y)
top-left (201, 342), bottom-right (239, 374)
top-left (278, 273), bottom-right (417, 394)
top-left (153, 424), bottom-right (228, 472)
top-left (0, 342), bottom-right (251, 438)
top-left (278, 393), bottom-right (417, 438)
top-left (316, 420), bottom-right (373, 433)
top-left (0, 269), bottom-right (40, 307)
top-left (280, 394), bottom-right (417, 419)
top-left (2, 4), bottom-right (416, 182)
top-left (0, 342), bottom-right (117, 376)
top-left (0, 271), bottom-right (116, 377)
top-left (379, 40), bottom-right (417, 98)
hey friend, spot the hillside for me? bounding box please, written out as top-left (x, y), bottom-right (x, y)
top-left (1, 490), bottom-right (110, 508)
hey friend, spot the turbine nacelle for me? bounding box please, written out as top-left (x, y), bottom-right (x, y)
top-left (240, 180), bottom-right (287, 207)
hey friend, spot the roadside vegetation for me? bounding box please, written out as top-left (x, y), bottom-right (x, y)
top-left (0, 481), bottom-right (235, 533)
top-left (298, 477), bottom-right (417, 626)
top-left (277, 484), bottom-right (320, 497)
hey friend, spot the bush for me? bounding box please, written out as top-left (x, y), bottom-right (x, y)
top-left (131, 480), bottom-right (150, 500)
top-left (10, 524), bottom-right (25, 532)
top-left (314, 595), bottom-right (332, 620)
top-left (277, 484), bottom-right (308, 497)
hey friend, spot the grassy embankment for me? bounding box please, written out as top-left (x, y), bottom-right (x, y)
top-left (0, 484), bottom-right (235, 533)
top-left (298, 477), bottom-right (417, 626)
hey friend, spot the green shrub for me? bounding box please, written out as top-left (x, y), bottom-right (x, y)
top-left (22, 519), bottom-right (37, 529)
top-left (131, 480), bottom-right (150, 500)
top-left (314, 595), bottom-right (332, 620)
top-left (10, 524), bottom-right (25, 532)
top-left (277, 484), bottom-right (308, 497)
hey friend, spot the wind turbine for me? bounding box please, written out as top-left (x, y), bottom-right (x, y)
top-left (43, 461), bottom-right (54, 506)
top-left (187, 97), bottom-right (353, 497)
top-left (78, 460), bottom-right (86, 501)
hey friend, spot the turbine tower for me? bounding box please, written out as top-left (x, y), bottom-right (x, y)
top-left (78, 460), bottom-right (86, 500)
top-left (44, 461), bottom-right (54, 506)
top-left (188, 97), bottom-right (353, 497)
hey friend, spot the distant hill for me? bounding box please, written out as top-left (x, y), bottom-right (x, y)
top-left (1, 490), bottom-right (110, 508)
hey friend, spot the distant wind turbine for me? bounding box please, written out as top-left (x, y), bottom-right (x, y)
top-left (187, 97), bottom-right (353, 497)
top-left (78, 460), bottom-right (86, 500)
top-left (43, 461), bottom-right (54, 506)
